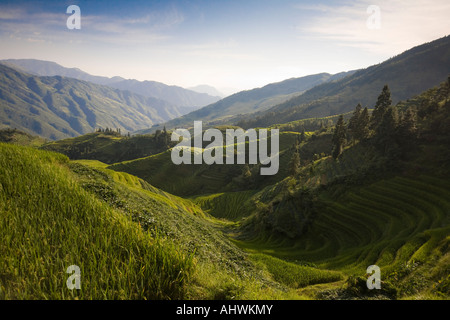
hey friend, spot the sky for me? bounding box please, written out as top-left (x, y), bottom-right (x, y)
top-left (0, 0), bottom-right (449, 95)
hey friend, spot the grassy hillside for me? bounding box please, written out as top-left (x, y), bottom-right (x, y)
top-left (108, 130), bottom-right (334, 197)
top-left (191, 191), bottom-right (257, 221)
top-left (0, 64), bottom-right (182, 140)
top-left (0, 142), bottom-right (312, 300)
top-left (0, 128), bottom-right (47, 147)
top-left (0, 143), bottom-right (193, 299)
top-left (40, 130), bottom-right (174, 164)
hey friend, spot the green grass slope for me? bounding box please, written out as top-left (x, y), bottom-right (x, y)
top-left (108, 130), bottom-right (333, 197)
top-left (0, 128), bottom-right (47, 147)
top-left (192, 191), bottom-right (257, 221)
top-left (0, 142), bottom-right (305, 300)
top-left (0, 143), bottom-right (193, 299)
top-left (40, 130), bottom-right (174, 164)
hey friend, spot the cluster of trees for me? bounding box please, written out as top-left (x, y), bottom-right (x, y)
top-left (289, 138), bottom-right (302, 176)
top-left (332, 85), bottom-right (420, 160)
top-left (416, 76), bottom-right (450, 119)
top-left (274, 118), bottom-right (336, 134)
top-left (95, 127), bottom-right (126, 136)
top-left (153, 126), bottom-right (171, 149)
top-left (94, 126), bottom-right (173, 149)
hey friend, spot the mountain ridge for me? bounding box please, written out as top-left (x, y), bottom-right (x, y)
top-left (138, 70), bottom-right (356, 134)
top-left (0, 63), bottom-right (187, 140)
top-left (1, 59), bottom-right (221, 109)
top-left (236, 35), bottom-right (450, 128)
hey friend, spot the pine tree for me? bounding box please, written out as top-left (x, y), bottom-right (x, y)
top-left (348, 103), bottom-right (362, 142)
top-left (371, 85), bottom-right (392, 130)
top-left (397, 107), bottom-right (418, 154)
top-left (358, 107), bottom-right (371, 141)
top-left (374, 106), bottom-right (399, 157)
top-left (289, 141), bottom-right (301, 176)
top-left (399, 108), bottom-right (417, 137)
top-left (300, 128), bottom-right (306, 142)
top-left (446, 75), bottom-right (450, 104)
top-left (332, 115), bottom-right (347, 159)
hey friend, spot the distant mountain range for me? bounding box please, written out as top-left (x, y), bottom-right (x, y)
top-left (0, 63), bottom-right (187, 140)
top-left (0, 59), bottom-right (125, 85)
top-left (141, 71), bottom-right (356, 133)
top-left (188, 85), bottom-right (226, 98)
top-left (0, 59), bottom-right (221, 110)
top-left (2, 35), bottom-right (449, 140)
top-left (143, 35), bottom-right (450, 133)
top-left (235, 36), bottom-right (450, 128)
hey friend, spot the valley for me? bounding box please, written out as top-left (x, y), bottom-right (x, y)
top-left (1, 36), bottom-right (450, 301)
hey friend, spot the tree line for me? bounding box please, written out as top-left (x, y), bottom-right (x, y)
top-left (331, 84), bottom-right (420, 160)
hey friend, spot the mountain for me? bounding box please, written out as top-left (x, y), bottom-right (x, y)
top-left (236, 35), bottom-right (450, 128)
top-left (106, 78), bottom-right (221, 110)
top-left (1, 59), bottom-right (221, 110)
top-left (0, 64), bottom-right (186, 140)
top-left (139, 71), bottom-right (356, 133)
top-left (188, 85), bottom-right (225, 98)
top-left (0, 59), bottom-right (125, 85)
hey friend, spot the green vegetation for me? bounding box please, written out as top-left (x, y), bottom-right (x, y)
top-left (2, 78), bottom-right (449, 300)
top-left (192, 191), bottom-right (256, 221)
top-left (0, 143), bottom-right (193, 299)
top-left (108, 130), bottom-right (333, 197)
top-left (40, 129), bottom-right (173, 164)
top-left (0, 142), bottom-right (306, 300)
top-left (0, 128), bottom-right (47, 147)
top-left (2, 37), bottom-right (450, 301)
top-left (267, 112), bottom-right (354, 133)
top-left (250, 254), bottom-right (343, 289)
top-left (229, 79), bottom-right (450, 299)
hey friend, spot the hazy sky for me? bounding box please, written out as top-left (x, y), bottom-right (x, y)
top-left (1, 0), bottom-right (449, 94)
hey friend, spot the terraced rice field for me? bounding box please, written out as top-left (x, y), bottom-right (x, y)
top-left (238, 175), bottom-right (450, 277)
top-left (192, 190), bottom-right (256, 220)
